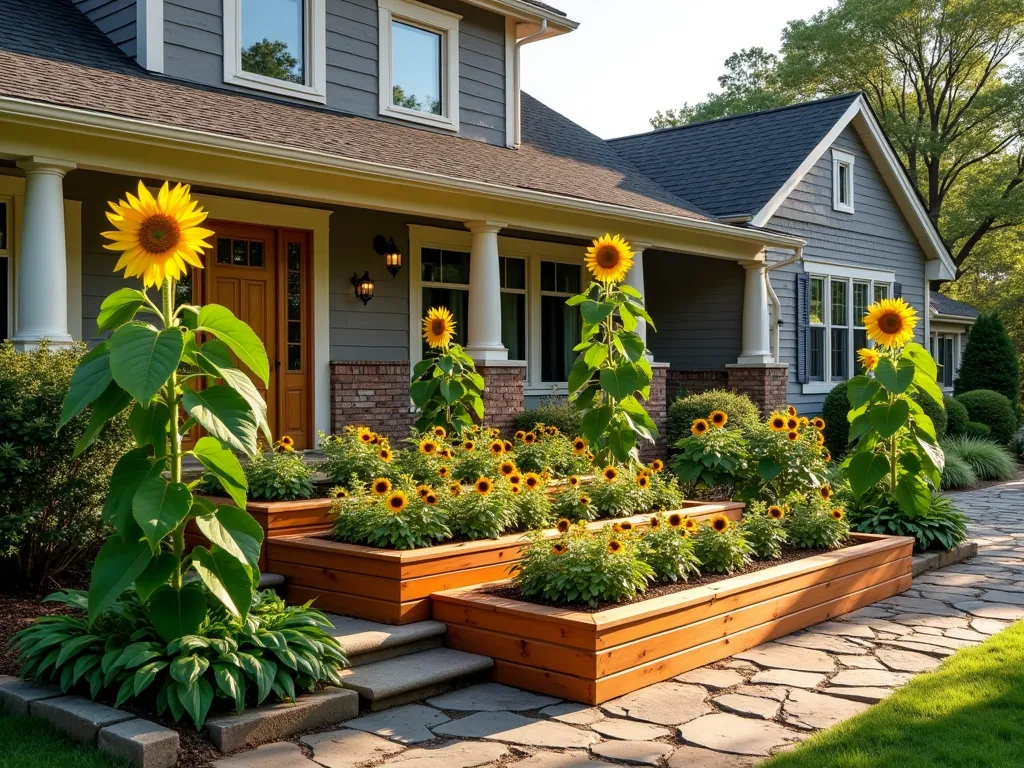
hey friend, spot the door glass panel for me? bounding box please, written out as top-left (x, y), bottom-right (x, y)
top-left (241, 0), bottom-right (305, 85)
top-left (232, 239), bottom-right (248, 265)
top-left (286, 241), bottom-right (302, 371)
top-left (0, 201), bottom-right (8, 251)
top-left (217, 238), bottom-right (232, 265)
top-left (249, 240), bottom-right (264, 268)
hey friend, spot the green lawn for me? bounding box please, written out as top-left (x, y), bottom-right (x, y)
top-left (0, 712), bottom-right (127, 768)
top-left (763, 620), bottom-right (1024, 768)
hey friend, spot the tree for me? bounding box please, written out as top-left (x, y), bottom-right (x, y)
top-left (241, 38), bottom-right (302, 84)
top-left (953, 311), bottom-right (1022, 409)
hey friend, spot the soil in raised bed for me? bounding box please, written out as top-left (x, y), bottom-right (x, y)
top-left (483, 540), bottom-right (857, 613)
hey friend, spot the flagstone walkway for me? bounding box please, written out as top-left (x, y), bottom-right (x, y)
top-left (216, 481), bottom-right (1024, 768)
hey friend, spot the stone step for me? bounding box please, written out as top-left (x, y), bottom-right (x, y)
top-left (339, 647), bottom-right (494, 711)
top-left (258, 572), bottom-right (286, 595)
top-left (323, 614), bottom-right (448, 667)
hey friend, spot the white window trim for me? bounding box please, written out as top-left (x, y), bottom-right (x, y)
top-left (832, 148), bottom-right (856, 214)
top-left (931, 330), bottom-right (962, 392)
top-left (378, 0), bottom-right (461, 131)
top-left (408, 225), bottom-right (583, 395)
top-left (802, 263), bottom-right (895, 395)
top-left (222, 0), bottom-right (327, 104)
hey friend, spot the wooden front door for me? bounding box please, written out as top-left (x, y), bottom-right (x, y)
top-left (193, 222), bottom-right (313, 450)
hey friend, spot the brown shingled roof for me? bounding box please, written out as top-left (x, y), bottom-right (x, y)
top-left (0, 0), bottom-right (706, 222)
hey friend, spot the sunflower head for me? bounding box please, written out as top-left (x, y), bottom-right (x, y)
top-left (709, 410), bottom-right (728, 428)
top-left (769, 413), bottom-right (788, 431)
top-left (649, 515), bottom-right (661, 529)
top-left (371, 478), bottom-right (392, 496)
top-left (521, 473), bottom-right (539, 490)
top-left (787, 430), bottom-right (800, 441)
top-left (572, 437), bottom-right (587, 455)
top-left (816, 431), bottom-right (825, 446)
top-left (545, 425), bottom-right (559, 436)
top-left (524, 432), bottom-right (538, 444)
top-left (668, 512), bottom-right (683, 528)
top-left (787, 405), bottom-right (798, 417)
top-left (568, 475), bottom-right (580, 487)
top-left (417, 484), bottom-right (433, 499)
top-left (552, 543), bottom-right (569, 556)
top-left (102, 181), bottom-right (214, 289)
top-left (603, 466), bottom-right (618, 482)
top-left (419, 438), bottom-right (438, 456)
top-left (475, 477), bottom-right (493, 495)
top-left (276, 435), bottom-right (295, 452)
top-left (514, 430), bottom-right (526, 441)
top-left (636, 474), bottom-right (650, 489)
top-left (786, 416), bottom-right (799, 430)
top-left (711, 515), bottom-right (730, 533)
top-left (819, 484), bottom-right (833, 501)
top-left (831, 507), bottom-right (845, 520)
top-left (812, 417), bottom-right (826, 431)
top-left (651, 459), bottom-right (664, 473)
top-left (504, 440), bottom-right (514, 453)
top-left (438, 465), bottom-right (451, 478)
top-left (463, 440), bottom-right (476, 452)
top-left (691, 419), bottom-right (710, 436)
top-left (449, 482), bottom-right (462, 496)
top-left (824, 450), bottom-right (832, 462)
top-left (432, 426), bottom-right (447, 439)
top-left (424, 493), bottom-right (439, 506)
top-left (387, 491), bottom-right (408, 514)
top-left (510, 484), bottom-right (522, 495)
top-left (683, 518), bottom-right (698, 532)
top-left (620, 521), bottom-right (633, 532)
top-left (857, 347), bottom-right (881, 372)
top-left (499, 461), bottom-right (516, 477)
top-left (556, 518), bottom-right (571, 533)
top-left (585, 234), bottom-right (634, 284)
top-left (864, 298), bottom-right (917, 348)
top-left (489, 440), bottom-right (505, 455)
top-left (423, 306), bottom-right (457, 349)
top-left (358, 428), bottom-right (375, 444)
top-left (330, 486), bottom-right (349, 499)
top-left (768, 505), bottom-right (785, 520)
top-left (378, 447), bottom-right (392, 463)
top-left (607, 539), bottom-right (623, 554)
top-left (578, 494), bottom-right (592, 507)
top-left (507, 472), bottom-right (522, 486)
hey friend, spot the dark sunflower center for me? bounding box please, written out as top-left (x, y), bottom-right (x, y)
top-left (595, 245), bottom-right (620, 268)
top-left (389, 497), bottom-right (403, 509)
top-left (139, 214), bottom-right (181, 254)
top-left (713, 519), bottom-right (726, 531)
top-left (430, 318), bottom-right (446, 336)
top-left (878, 312), bottom-right (903, 333)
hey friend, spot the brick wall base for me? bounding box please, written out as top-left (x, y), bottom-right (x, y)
top-left (330, 361), bottom-right (414, 440)
top-left (666, 369), bottom-right (730, 402)
top-left (643, 364), bottom-right (669, 462)
top-left (726, 364), bottom-right (789, 415)
top-left (478, 363), bottom-right (526, 436)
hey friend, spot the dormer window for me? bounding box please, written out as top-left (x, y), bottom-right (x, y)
top-left (832, 149), bottom-right (855, 214)
top-left (378, 0), bottom-right (461, 131)
top-left (223, 0), bottom-right (327, 103)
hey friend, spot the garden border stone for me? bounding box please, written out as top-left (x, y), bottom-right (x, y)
top-left (911, 541), bottom-right (978, 577)
top-left (0, 676), bottom-right (62, 716)
top-left (98, 717), bottom-right (180, 768)
top-left (30, 695), bottom-right (135, 743)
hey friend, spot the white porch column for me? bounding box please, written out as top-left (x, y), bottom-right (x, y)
top-left (737, 261), bottom-right (774, 364)
top-left (464, 220), bottom-right (508, 362)
top-left (623, 244), bottom-right (650, 358)
top-left (13, 157), bottom-right (77, 350)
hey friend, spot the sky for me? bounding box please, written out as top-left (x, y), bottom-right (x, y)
top-left (520, 0), bottom-right (834, 140)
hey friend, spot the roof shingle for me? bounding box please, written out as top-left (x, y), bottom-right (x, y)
top-left (930, 291), bottom-right (979, 319)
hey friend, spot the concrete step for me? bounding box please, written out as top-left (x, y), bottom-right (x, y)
top-left (339, 647), bottom-right (494, 711)
top-left (323, 614), bottom-right (448, 667)
top-left (258, 572), bottom-right (286, 593)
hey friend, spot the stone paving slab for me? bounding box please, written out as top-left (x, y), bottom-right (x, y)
top-left (213, 741), bottom-right (312, 767)
top-left (540, 702), bottom-right (606, 725)
top-left (345, 703), bottom-right (450, 744)
top-left (300, 729), bottom-right (403, 768)
top-left (432, 711), bottom-right (600, 748)
top-left (426, 682), bottom-right (559, 712)
top-left (679, 713), bottom-right (804, 755)
top-left (591, 739), bottom-right (673, 765)
top-left (602, 682), bottom-right (711, 725)
top-left (383, 740), bottom-right (508, 768)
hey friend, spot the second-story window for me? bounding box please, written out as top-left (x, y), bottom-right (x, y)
top-left (378, 0), bottom-right (461, 131)
top-left (223, 0), bottom-right (327, 103)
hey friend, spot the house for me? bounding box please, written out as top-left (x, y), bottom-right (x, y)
top-left (0, 1), bottom-right (954, 451)
top-left (929, 291), bottom-right (979, 393)
top-left (610, 93), bottom-right (957, 412)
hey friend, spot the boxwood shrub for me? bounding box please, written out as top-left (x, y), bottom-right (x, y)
top-left (945, 396), bottom-right (970, 437)
top-left (821, 381), bottom-right (850, 459)
top-left (666, 389), bottom-right (760, 454)
top-left (912, 392), bottom-right (947, 440)
top-left (955, 389), bottom-right (1019, 444)
top-left (511, 398), bottom-right (583, 438)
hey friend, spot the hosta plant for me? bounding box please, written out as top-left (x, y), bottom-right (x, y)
top-left (15, 181), bottom-right (344, 726)
top-left (691, 515), bottom-right (752, 574)
top-left (850, 493), bottom-right (967, 552)
top-left (411, 308), bottom-right (485, 436)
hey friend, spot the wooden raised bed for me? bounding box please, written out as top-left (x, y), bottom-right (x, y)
top-left (432, 533), bottom-right (914, 704)
top-left (265, 500), bottom-right (745, 625)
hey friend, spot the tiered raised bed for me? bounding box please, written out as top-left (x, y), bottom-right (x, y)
top-left (433, 533), bottom-right (914, 704)
top-left (265, 500), bottom-right (745, 624)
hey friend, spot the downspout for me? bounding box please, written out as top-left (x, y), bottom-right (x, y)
top-left (513, 19), bottom-right (548, 148)
top-left (765, 247), bottom-right (804, 362)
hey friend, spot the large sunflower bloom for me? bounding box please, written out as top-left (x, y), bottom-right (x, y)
top-left (423, 307), bottom-right (457, 349)
top-left (102, 181), bottom-right (214, 289)
top-left (864, 298), bottom-right (917, 348)
top-left (584, 234), bottom-right (634, 283)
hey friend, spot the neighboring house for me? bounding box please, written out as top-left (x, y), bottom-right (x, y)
top-left (610, 93), bottom-right (957, 413)
top-left (0, 1), bottom-right (954, 451)
top-left (929, 291), bottom-right (979, 393)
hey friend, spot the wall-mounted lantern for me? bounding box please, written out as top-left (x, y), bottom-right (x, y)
top-left (374, 235), bottom-right (403, 278)
top-left (352, 271), bottom-right (375, 305)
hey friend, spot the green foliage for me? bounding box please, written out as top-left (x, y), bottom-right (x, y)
top-left (965, 421), bottom-right (994, 437)
top-left (741, 420), bottom-right (830, 503)
top-left (945, 396), bottom-right (971, 437)
top-left (1011, 430), bottom-right (1024, 461)
top-left (13, 589), bottom-right (346, 728)
top-left (666, 389), bottom-right (761, 454)
top-left (742, 502), bottom-right (788, 560)
top-left (940, 450), bottom-right (980, 491)
top-left (550, 486), bottom-right (599, 522)
top-left (447, 479), bottom-right (516, 540)
top-left (913, 391), bottom-right (948, 440)
top-left (691, 516), bottom-right (753, 574)
top-left (511, 398), bottom-right (583, 438)
top-left (588, 467), bottom-right (647, 518)
top-left (318, 427), bottom-right (398, 489)
top-left (410, 345), bottom-right (484, 437)
top-left (942, 434), bottom-right (1018, 481)
top-left (514, 523), bottom-right (653, 606)
top-left (510, 424), bottom-right (594, 477)
top-left (672, 424), bottom-right (749, 496)
top-left (199, 448), bottom-right (314, 502)
top-left (638, 517), bottom-right (701, 583)
top-left (513, 485), bottom-right (556, 531)
top-left (821, 380), bottom-right (851, 458)
top-left (850, 495), bottom-right (968, 552)
top-left (954, 312), bottom-right (1021, 411)
top-left (0, 342), bottom-right (131, 587)
top-left (567, 275), bottom-right (658, 464)
top-left (333, 485), bottom-right (451, 550)
top-left (644, 470), bottom-right (685, 511)
top-left (955, 389), bottom-right (1019, 443)
top-left (785, 492), bottom-right (850, 550)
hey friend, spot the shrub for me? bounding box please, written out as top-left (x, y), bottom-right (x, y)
top-left (964, 421), bottom-right (992, 438)
top-left (639, 516), bottom-right (701, 583)
top-left (940, 451), bottom-right (979, 491)
top-left (821, 381), bottom-right (851, 458)
top-left (319, 427), bottom-right (398, 489)
top-left (514, 523), bottom-right (653, 606)
top-left (913, 392), bottom-right (947, 439)
top-left (447, 477), bottom-right (516, 540)
top-left (671, 422), bottom-right (749, 497)
top-left (1011, 430), bottom-right (1024, 462)
top-left (200, 446), bottom-right (315, 502)
top-left (955, 389), bottom-right (1018, 444)
top-left (510, 425), bottom-right (593, 477)
top-left (643, 468), bottom-right (685, 511)
top-left (942, 435), bottom-right (1017, 481)
top-left (945, 397), bottom-right (970, 437)
top-left (0, 341), bottom-right (132, 588)
top-left (666, 390), bottom-right (760, 454)
top-left (785, 492), bottom-right (849, 550)
top-left (740, 417), bottom-right (830, 503)
top-left (742, 502), bottom-right (788, 560)
top-left (511, 398), bottom-right (582, 438)
top-left (850, 495), bottom-right (967, 552)
top-left (954, 312), bottom-right (1021, 413)
top-left (691, 514), bottom-right (752, 573)
top-left (332, 482), bottom-right (451, 550)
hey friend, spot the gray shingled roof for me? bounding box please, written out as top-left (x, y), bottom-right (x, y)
top-left (608, 94), bottom-right (861, 219)
top-left (0, 0), bottom-right (702, 222)
top-left (931, 291), bottom-right (979, 319)
top-left (523, 0), bottom-right (568, 17)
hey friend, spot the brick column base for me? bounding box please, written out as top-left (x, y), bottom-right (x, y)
top-left (726, 364), bottom-right (789, 415)
top-left (330, 361), bottom-right (413, 440)
top-left (477, 362), bottom-right (526, 436)
top-left (666, 369), bottom-right (730, 401)
top-left (643, 363), bottom-right (669, 462)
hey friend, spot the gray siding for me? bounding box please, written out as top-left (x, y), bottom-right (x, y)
top-left (767, 125), bottom-right (929, 413)
top-left (163, 0), bottom-right (506, 146)
top-left (74, 0), bottom-right (137, 58)
top-left (646, 251), bottom-right (744, 371)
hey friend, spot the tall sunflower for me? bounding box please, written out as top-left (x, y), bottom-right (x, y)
top-left (102, 181), bottom-right (214, 288)
top-left (422, 307), bottom-right (457, 349)
top-left (864, 298), bottom-right (917, 348)
top-left (584, 234), bottom-right (634, 283)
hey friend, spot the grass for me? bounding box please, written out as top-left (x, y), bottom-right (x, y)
top-left (0, 712), bottom-right (127, 768)
top-left (762, 620), bottom-right (1024, 768)
top-left (942, 435), bottom-right (1018, 482)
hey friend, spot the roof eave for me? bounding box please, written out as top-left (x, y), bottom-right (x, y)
top-left (466, 0), bottom-right (578, 32)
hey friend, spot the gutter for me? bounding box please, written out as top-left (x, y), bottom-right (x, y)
top-left (513, 19), bottom-right (548, 148)
top-left (765, 247), bottom-right (804, 361)
top-left (0, 96), bottom-right (807, 251)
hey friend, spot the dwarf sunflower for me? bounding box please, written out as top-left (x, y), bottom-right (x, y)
top-left (387, 491), bottom-right (408, 514)
top-left (651, 459), bottom-right (664, 473)
top-left (102, 181), bottom-right (214, 288)
top-left (514, 430), bottom-right (526, 441)
top-left (787, 405), bottom-right (798, 417)
top-left (857, 347), bottom-right (881, 372)
top-left (602, 466), bottom-right (618, 482)
top-left (489, 440), bottom-right (505, 456)
top-left (419, 438), bottom-right (439, 456)
top-left (568, 475), bottom-right (580, 487)
top-left (831, 508), bottom-right (845, 520)
top-left (422, 307), bottom-right (456, 349)
top-left (769, 413), bottom-right (788, 431)
top-left (710, 410), bottom-right (728, 428)
top-left (691, 419), bottom-right (710, 436)
top-left (449, 482), bottom-right (462, 496)
top-left (668, 513), bottom-right (683, 528)
top-left (768, 505), bottom-right (785, 520)
top-left (378, 447), bottom-right (392, 463)
top-left (556, 518), bottom-right (571, 533)
top-left (819, 484), bottom-right (833, 501)
top-left (711, 514), bottom-right (730, 533)
top-left (424, 493), bottom-right (439, 506)
top-left (475, 477), bottom-right (493, 495)
top-left (584, 234), bottom-right (634, 283)
top-left (499, 461), bottom-right (517, 477)
top-left (276, 435), bottom-right (294, 452)
top-left (864, 298), bottom-right (917, 348)
top-left (607, 539), bottom-right (623, 554)
top-left (811, 417), bottom-right (825, 431)
top-left (417, 485), bottom-right (434, 499)
top-left (438, 465), bottom-right (451, 478)
top-left (552, 543), bottom-right (569, 556)
top-left (572, 437), bottom-right (587, 455)
top-left (371, 478), bottom-right (392, 496)
top-left (787, 430), bottom-right (800, 441)
top-left (524, 473), bottom-right (542, 490)
top-left (649, 516), bottom-right (661, 529)
top-left (636, 474), bottom-right (650, 489)
top-left (524, 432), bottom-right (538, 444)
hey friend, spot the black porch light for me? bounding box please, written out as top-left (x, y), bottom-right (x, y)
top-left (374, 234), bottom-right (403, 278)
top-left (352, 271), bottom-right (375, 305)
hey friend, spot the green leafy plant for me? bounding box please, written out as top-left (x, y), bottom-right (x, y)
top-left (318, 426), bottom-right (397, 489)
top-left (821, 380), bottom-right (852, 459)
top-left (691, 515), bottom-right (752, 574)
top-left (567, 235), bottom-right (658, 465)
top-left (511, 424), bottom-right (594, 477)
top-left (964, 421), bottom-right (993, 438)
top-left (954, 312), bottom-right (1021, 414)
top-left (941, 434), bottom-right (1018, 481)
top-left (913, 391), bottom-right (948, 440)
top-left (741, 417), bottom-right (830, 503)
top-left (199, 444), bottom-right (314, 502)
top-left (550, 485), bottom-right (598, 522)
top-left (742, 502), bottom-right (788, 560)
top-left (945, 396), bottom-right (970, 437)
top-left (955, 389), bottom-right (1019, 444)
top-left (672, 418), bottom-right (749, 496)
top-left (639, 516), bottom-right (701, 582)
top-left (513, 483), bottom-right (556, 531)
top-left (332, 483), bottom-right (450, 550)
top-left (666, 389), bottom-right (761, 454)
top-left (451, 431), bottom-right (501, 483)
top-left (0, 341), bottom-right (132, 587)
top-left (588, 465), bottom-right (647, 518)
top-left (411, 307), bottom-right (485, 436)
top-left (643, 468), bottom-right (685, 511)
top-left (785, 491), bottom-right (849, 550)
top-left (514, 522), bottom-right (653, 606)
top-left (511, 398), bottom-right (583, 437)
top-left (850, 494), bottom-right (967, 552)
top-left (447, 477), bottom-right (516, 540)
